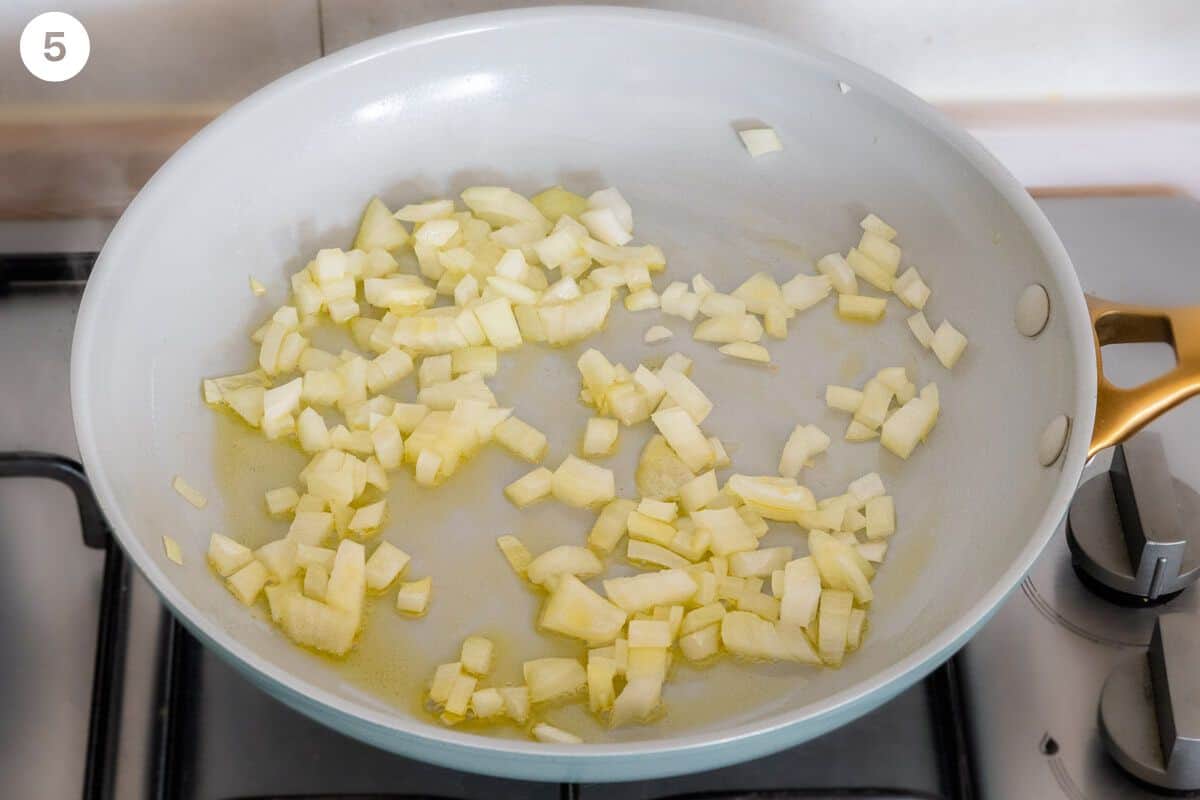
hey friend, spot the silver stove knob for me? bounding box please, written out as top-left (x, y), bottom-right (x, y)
top-left (1067, 431), bottom-right (1200, 604)
top-left (1100, 613), bottom-right (1200, 792)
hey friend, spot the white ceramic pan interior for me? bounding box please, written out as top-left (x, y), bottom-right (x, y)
top-left (71, 7), bottom-right (1095, 782)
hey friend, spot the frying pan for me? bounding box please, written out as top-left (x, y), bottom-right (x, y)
top-left (69, 6), bottom-right (1200, 782)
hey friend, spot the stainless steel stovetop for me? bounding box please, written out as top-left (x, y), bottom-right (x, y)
top-left (2, 195), bottom-right (1198, 799)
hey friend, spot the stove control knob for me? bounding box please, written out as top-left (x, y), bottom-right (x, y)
top-left (1101, 613), bottom-right (1200, 792)
top-left (1067, 431), bottom-right (1200, 604)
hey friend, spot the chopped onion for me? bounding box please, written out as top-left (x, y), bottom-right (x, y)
top-left (541, 574), bottom-right (627, 642)
top-left (817, 590), bottom-right (854, 666)
top-left (718, 341), bottom-right (771, 364)
top-left (894, 267), bottom-right (931, 309)
top-left (644, 325), bottom-right (674, 343)
top-left (395, 576), bottom-right (432, 615)
top-left (781, 274), bottom-right (833, 310)
top-left (825, 385), bottom-right (863, 413)
top-left (604, 569), bottom-right (697, 613)
top-left (625, 287), bottom-right (660, 311)
top-left (836, 294), bottom-right (887, 323)
top-left (504, 467), bottom-right (554, 508)
top-left (738, 127), bottom-right (783, 157)
top-left (844, 249), bottom-right (894, 292)
top-left (551, 455), bottom-right (615, 508)
top-left (172, 475), bottom-right (207, 508)
top-left (857, 231), bottom-right (901, 274)
top-left (587, 187), bottom-right (634, 233)
top-left (523, 657), bottom-right (586, 703)
top-left (778, 424), bottom-right (831, 478)
top-left (907, 311), bottom-right (935, 348)
top-left (496, 534), bottom-right (532, 575)
top-left (532, 723), bottom-right (583, 744)
top-left (931, 320), bottom-right (968, 368)
top-left (581, 207), bottom-right (632, 247)
top-left (162, 535), bottom-right (183, 565)
top-left (860, 213), bottom-right (897, 240)
top-left (694, 314), bottom-right (763, 343)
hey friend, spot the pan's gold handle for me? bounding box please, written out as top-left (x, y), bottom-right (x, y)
top-left (1088, 295), bottom-right (1200, 458)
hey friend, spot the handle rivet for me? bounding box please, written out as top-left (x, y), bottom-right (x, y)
top-left (1016, 284), bottom-right (1050, 337)
top-left (1039, 414), bottom-right (1070, 466)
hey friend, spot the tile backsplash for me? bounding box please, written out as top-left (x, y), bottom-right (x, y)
top-left (3, 0), bottom-right (1197, 109)
top-left (0, 0), bottom-right (320, 107)
top-left (2, 0), bottom-right (1197, 217)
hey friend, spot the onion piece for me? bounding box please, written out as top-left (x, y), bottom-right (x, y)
top-left (931, 320), bottom-right (968, 368)
top-left (644, 325), bottom-right (674, 343)
top-left (587, 187), bottom-right (634, 233)
top-left (394, 199), bottom-right (455, 222)
top-left (732, 272), bottom-right (785, 315)
top-left (894, 267), bottom-right (931, 309)
top-left (589, 498), bottom-right (637, 554)
top-left (551, 455), bottom-right (616, 508)
top-left (532, 186), bottom-right (589, 222)
top-left (604, 569), bottom-right (698, 613)
top-left (365, 542), bottom-right (410, 592)
top-left (540, 574), bottom-right (627, 642)
top-left (845, 420), bottom-right (879, 442)
top-left (588, 659), bottom-right (617, 712)
top-left (778, 424), bottom-right (831, 478)
top-left (504, 467), bottom-right (554, 508)
top-left (651, 407), bottom-right (713, 473)
top-left (461, 186), bottom-right (548, 230)
top-left (837, 294), bottom-right (887, 323)
top-left (625, 288), bottom-right (660, 311)
top-left (581, 207), bottom-right (632, 246)
top-left (532, 723), bottom-right (583, 744)
top-left (582, 417), bottom-right (620, 457)
top-left (781, 274), bottom-right (833, 310)
top-left (854, 379), bottom-right (893, 430)
top-left (162, 535), bottom-right (183, 565)
top-left (907, 311), bottom-right (935, 348)
top-left (860, 213), bottom-right (897, 240)
top-left (208, 533), bottom-right (254, 576)
top-left (738, 127), bottom-right (783, 157)
top-left (226, 561), bottom-right (270, 606)
top-left (844, 249), bottom-right (894, 292)
top-left (628, 540), bottom-right (691, 569)
top-left (718, 342), bottom-right (771, 363)
top-left (695, 314), bottom-right (763, 343)
top-left (523, 657), bottom-right (586, 703)
top-left (857, 231), bottom-right (901, 275)
top-left (354, 197), bottom-right (410, 251)
top-left (658, 367), bottom-right (712, 424)
top-left (494, 416), bottom-right (548, 463)
top-left (395, 577), bottom-right (432, 615)
top-left (865, 496), bottom-right (896, 539)
top-left (172, 475), bottom-right (207, 508)
top-left (817, 589), bottom-right (854, 666)
top-left (825, 385), bottom-right (863, 413)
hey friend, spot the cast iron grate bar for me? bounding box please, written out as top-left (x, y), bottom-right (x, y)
top-left (0, 251), bottom-right (98, 285)
top-left (927, 657), bottom-right (976, 800)
top-left (0, 452), bottom-right (127, 800)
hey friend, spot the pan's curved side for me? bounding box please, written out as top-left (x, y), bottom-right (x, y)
top-left (70, 6), bottom-right (1094, 781)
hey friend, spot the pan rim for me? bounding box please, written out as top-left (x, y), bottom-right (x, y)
top-left (69, 4), bottom-right (1096, 779)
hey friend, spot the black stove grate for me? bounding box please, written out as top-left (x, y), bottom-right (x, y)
top-left (0, 252), bottom-right (976, 800)
top-left (0, 453), bottom-right (128, 800)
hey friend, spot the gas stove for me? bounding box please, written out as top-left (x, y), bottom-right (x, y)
top-left (2, 195), bottom-right (1197, 800)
